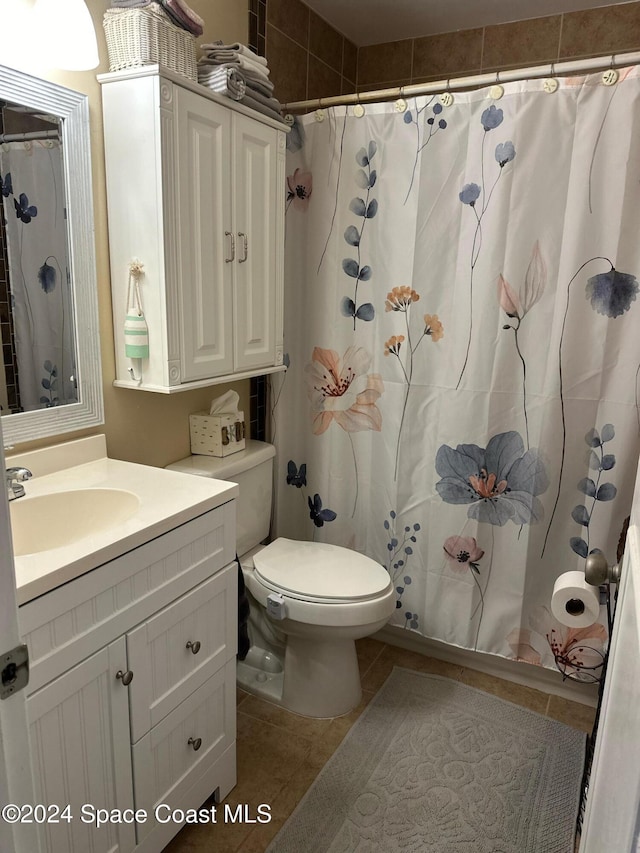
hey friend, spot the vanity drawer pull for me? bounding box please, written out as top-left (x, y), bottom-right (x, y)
top-left (186, 640), bottom-right (201, 655)
top-left (116, 669), bottom-right (134, 686)
top-left (188, 736), bottom-right (202, 751)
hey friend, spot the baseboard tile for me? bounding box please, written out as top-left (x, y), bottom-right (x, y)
top-left (373, 626), bottom-right (599, 708)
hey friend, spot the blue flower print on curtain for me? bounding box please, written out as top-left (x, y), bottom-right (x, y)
top-left (14, 192), bottom-right (37, 223)
top-left (542, 259), bottom-right (638, 555)
top-left (38, 258), bottom-right (58, 294)
top-left (570, 424), bottom-right (618, 560)
top-left (383, 510), bottom-right (421, 629)
top-left (0, 172), bottom-right (12, 197)
top-left (403, 97), bottom-right (449, 203)
top-left (435, 430), bottom-right (549, 526)
top-left (457, 104), bottom-right (516, 389)
top-left (285, 459), bottom-right (337, 539)
top-left (341, 141), bottom-right (378, 328)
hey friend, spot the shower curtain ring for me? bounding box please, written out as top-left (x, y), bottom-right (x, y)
top-left (440, 81), bottom-right (454, 107)
top-left (490, 70), bottom-right (504, 100)
top-left (353, 92), bottom-right (365, 118)
top-left (395, 85), bottom-right (407, 113)
top-left (543, 63), bottom-right (559, 94)
top-left (315, 97), bottom-right (325, 122)
top-left (602, 55), bottom-right (619, 86)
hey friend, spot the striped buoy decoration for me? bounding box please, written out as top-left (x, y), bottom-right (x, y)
top-left (124, 260), bottom-right (149, 359)
top-left (124, 311), bottom-right (149, 358)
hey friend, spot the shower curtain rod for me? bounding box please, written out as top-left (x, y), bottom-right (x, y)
top-left (283, 50), bottom-right (640, 112)
top-left (0, 130), bottom-right (59, 142)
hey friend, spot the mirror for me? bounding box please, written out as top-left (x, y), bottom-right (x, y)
top-left (0, 64), bottom-right (103, 445)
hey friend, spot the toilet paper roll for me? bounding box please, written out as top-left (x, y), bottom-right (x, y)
top-left (551, 571), bottom-right (601, 629)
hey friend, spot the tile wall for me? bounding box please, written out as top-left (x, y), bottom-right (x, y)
top-left (357, 1), bottom-right (640, 90)
top-left (264, 0), bottom-right (357, 105)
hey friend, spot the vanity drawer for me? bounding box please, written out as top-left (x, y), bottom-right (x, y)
top-left (132, 659), bottom-right (236, 846)
top-left (20, 502), bottom-right (236, 693)
top-left (127, 563), bottom-right (237, 743)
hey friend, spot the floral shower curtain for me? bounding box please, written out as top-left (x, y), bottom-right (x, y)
top-left (0, 140), bottom-right (76, 411)
top-left (273, 67), bottom-right (640, 679)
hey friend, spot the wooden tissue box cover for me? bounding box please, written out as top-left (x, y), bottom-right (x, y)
top-left (189, 411), bottom-right (246, 457)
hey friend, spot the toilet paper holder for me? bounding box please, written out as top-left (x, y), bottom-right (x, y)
top-left (585, 553), bottom-right (621, 586)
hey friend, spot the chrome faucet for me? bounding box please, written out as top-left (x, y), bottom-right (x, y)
top-left (5, 467), bottom-right (32, 501)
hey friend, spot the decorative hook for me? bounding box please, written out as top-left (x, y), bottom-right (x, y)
top-left (128, 365), bottom-right (142, 385)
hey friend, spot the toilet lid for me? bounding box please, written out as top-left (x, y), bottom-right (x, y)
top-left (252, 538), bottom-right (392, 601)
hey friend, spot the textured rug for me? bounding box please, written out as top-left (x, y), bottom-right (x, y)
top-left (267, 668), bottom-right (586, 853)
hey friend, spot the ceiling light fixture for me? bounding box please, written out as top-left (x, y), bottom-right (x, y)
top-left (33, 0), bottom-right (99, 71)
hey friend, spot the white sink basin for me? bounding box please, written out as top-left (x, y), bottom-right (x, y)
top-left (10, 488), bottom-right (140, 557)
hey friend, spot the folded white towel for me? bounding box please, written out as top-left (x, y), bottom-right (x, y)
top-left (241, 92), bottom-right (285, 123)
top-left (198, 66), bottom-right (246, 101)
top-left (200, 42), bottom-right (268, 66)
top-left (199, 54), bottom-right (271, 83)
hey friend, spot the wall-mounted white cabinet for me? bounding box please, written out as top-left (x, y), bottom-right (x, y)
top-left (99, 66), bottom-right (286, 393)
top-left (20, 504), bottom-right (237, 853)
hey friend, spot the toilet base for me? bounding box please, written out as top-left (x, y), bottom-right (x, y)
top-left (236, 637), bottom-right (362, 718)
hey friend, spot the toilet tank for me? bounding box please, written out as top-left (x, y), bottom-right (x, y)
top-left (166, 440), bottom-right (276, 557)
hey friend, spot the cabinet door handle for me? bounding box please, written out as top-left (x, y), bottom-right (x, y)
top-left (188, 736), bottom-right (202, 751)
top-left (186, 640), bottom-right (201, 655)
top-left (238, 232), bottom-right (248, 263)
top-left (116, 669), bottom-right (134, 686)
top-left (224, 231), bottom-right (235, 263)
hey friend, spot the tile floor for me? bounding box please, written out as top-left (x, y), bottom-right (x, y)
top-left (164, 638), bottom-right (596, 853)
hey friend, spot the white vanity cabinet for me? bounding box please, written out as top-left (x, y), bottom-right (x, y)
top-left (99, 66), bottom-right (286, 393)
top-left (19, 503), bottom-right (238, 853)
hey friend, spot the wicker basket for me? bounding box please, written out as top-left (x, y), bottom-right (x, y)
top-left (103, 4), bottom-right (197, 81)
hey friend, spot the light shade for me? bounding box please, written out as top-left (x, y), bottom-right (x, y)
top-left (33, 0), bottom-right (99, 71)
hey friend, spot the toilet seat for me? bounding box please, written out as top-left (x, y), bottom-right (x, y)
top-left (252, 537), bottom-right (391, 604)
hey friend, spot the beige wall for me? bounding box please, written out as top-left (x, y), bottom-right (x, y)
top-left (1, 0), bottom-right (250, 469)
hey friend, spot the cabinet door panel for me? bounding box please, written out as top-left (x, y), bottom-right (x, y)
top-left (233, 114), bottom-right (278, 371)
top-left (127, 563), bottom-right (237, 742)
top-left (27, 639), bottom-right (135, 853)
top-left (175, 87), bottom-right (233, 380)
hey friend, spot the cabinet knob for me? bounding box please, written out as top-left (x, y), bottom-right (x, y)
top-left (186, 640), bottom-right (201, 655)
top-left (116, 669), bottom-right (134, 686)
top-left (238, 232), bottom-right (248, 263)
top-left (224, 231), bottom-right (235, 263)
top-left (188, 736), bottom-right (202, 751)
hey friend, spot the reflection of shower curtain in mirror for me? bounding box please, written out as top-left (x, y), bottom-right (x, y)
top-left (0, 140), bottom-right (76, 410)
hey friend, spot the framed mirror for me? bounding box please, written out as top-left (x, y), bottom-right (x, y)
top-left (0, 64), bottom-right (103, 445)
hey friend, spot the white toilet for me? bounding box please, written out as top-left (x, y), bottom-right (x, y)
top-left (167, 440), bottom-right (395, 717)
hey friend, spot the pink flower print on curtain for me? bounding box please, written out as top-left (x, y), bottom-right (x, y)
top-left (304, 345), bottom-right (383, 435)
top-left (304, 346), bottom-right (384, 517)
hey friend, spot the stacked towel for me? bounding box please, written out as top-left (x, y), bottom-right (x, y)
top-left (111, 0), bottom-right (203, 36)
top-left (198, 42), bottom-right (285, 123)
top-left (197, 66), bottom-right (246, 101)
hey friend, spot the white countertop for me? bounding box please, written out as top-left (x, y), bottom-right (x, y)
top-left (7, 436), bottom-right (237, 605)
